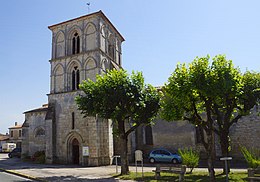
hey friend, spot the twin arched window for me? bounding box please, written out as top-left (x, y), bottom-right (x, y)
top-left (72, 32), bottom-right (80, 55)
top-left (72, 66), bottom-right (80, 90)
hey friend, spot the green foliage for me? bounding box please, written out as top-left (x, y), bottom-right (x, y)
top-left (161, 54), bottom-right (260, 178)
top-left (178, 148), bottom-right (199, 174)
top-left (76, 69), bottom-right (161, 174)
top-left (240, 146), bottom-right (260, 169)
top-left (160, 54), bottom-right (247, 123)
top-left (76, 69), bottom-right (161, 136)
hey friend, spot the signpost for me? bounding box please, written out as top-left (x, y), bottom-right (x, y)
top-left (220, 157), bottom-right (232, 182)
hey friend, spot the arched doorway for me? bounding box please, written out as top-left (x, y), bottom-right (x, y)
top-left (72, 138), bottom-right (79, 164)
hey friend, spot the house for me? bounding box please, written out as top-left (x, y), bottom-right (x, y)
top-left (0, 133), bottom-right (9, 152)
top-left (8, 122), bottom-right (22, 148)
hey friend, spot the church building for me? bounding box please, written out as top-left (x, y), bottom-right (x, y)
top-left (22, 11), bottom-right (124, 166)
top-left (22, 10), bottom-right (260, 166)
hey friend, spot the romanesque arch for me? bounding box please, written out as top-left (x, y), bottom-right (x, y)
top-left (67, 26), bottom-right (82, 55)
top-left (67, 60), bottom-right (81, 91)
top-left (108, 34), bottom-right (115, 59)
top-left (65, 131), bottom-right (84, 164)
top-left (55, 31), bottom-right (65, 58)
top-left (85, 23), bottom-right (97, 51)
top-left (34, 126), bottom-right (45, 137)
top-left (53, 64), bottom-right (64, 93)
top-left (100, 25), bottom-right (107, 52)
top-left (84, 58), bottom-right (97, 81)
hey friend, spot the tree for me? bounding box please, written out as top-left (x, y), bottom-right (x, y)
top-left (161, 55), bottom-right (260, 181)
top-left (76, 69), bottom-right (160, 175)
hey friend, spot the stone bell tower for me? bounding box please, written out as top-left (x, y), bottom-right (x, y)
top-left (45, 11), bottom-right (124, 166)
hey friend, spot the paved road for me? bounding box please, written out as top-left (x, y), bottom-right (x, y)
top-left (0, 171), bottom-right (33, 182)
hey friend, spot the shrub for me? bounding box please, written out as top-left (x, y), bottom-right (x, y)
top-left (32, 151), bottom-right (45, 164)
top-left (178, 148), bottom-right (199, 174)
top-left (240, 146), bottom-right (260, 169)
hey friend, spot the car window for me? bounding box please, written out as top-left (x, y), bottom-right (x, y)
top-left (152, 150), bottom-right (160, 154)
top-left (161, 150), bottom-right (170, 155)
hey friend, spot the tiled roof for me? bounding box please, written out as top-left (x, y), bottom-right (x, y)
top-left (0, 135), bottom-right (9, 141)
top-left (24, 104), bottom-right (48, 114)
top-left (9, 125), bottom-right (22, 129)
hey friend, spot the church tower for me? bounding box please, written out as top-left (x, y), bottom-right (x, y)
top-left (45, 11), bottom-right (124, 166)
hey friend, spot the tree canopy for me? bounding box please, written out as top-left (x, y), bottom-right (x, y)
top-left (76, 69), bottom-right (160, 174)
top-left (161, 54), bottom-right (260, 181)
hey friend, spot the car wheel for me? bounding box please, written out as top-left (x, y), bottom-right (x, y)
top-left (172, 158), bottom-right (178, 164)
top-left (149, 158), bottom-right (155, 163)
top-left (8, 154), bottom-right (12, 158)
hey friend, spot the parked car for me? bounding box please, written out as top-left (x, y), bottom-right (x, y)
top-left (148, 148), bottom-right (182, 164)
top-left (2, 143), bottom-right (16, 153)
top-left (8, 148), bottom-right (21, 158)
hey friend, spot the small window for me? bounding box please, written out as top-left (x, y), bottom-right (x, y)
top-left (19, 130), bottom-right (22, 137)
top-left (195, 126), bottom-right (203, 144)
top-left (11, 131), bottom-right (13, 137)
top-left (145, 125), bottom-right (153, 145)
top-left (72, 112), bottom-right (75, 129)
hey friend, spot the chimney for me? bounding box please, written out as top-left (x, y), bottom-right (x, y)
top-left (15, 122), bottom-right (17, 126)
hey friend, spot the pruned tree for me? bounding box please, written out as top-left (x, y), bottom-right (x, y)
top-left (161, 55), bottom-right (260, 181)
top-left (76, 69), bottom-right (160, 175)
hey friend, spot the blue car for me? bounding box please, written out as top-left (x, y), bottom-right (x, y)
top-left (149, 148), bottom-right (182, 164)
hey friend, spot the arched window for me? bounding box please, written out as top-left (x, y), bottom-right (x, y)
top-left (35, 128), bottom-right (45, 137)
top-left (72, 32), bottom-right (80, 54)
top-left (108, 35), bottom-right (115, 59)
top-left (72, 66), bottom-right (80, 90)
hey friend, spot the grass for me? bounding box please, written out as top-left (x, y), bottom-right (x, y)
top-left (114, 171), bottom-right (248, 182)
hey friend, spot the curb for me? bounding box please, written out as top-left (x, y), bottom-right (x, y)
top-left (0, 168), bottom-right (46, 182)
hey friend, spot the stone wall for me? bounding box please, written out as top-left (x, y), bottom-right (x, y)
top-left (48, 91), bottom-right (113, 166)
top-left (230, 107), bottom-right (260, 158)
top-left (22, 110), bottom-right (47, 157)
top-left (135, 119), bottom-right (196, 157)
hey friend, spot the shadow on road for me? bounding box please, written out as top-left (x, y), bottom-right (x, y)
top-left (41, 176), bottom-right (120, 182)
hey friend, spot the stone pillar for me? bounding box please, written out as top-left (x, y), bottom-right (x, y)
top-left (45, 119), bottom-right (53, 164)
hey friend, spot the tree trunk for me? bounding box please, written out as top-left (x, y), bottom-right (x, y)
top-left (118, 120), bottom-right (129, 175)
top-left (206, 131), bottom-right (216, 182)
top-left (119, 134), bottom-right (129, 175)
top-left (219, 130), bottom-right (230, 174)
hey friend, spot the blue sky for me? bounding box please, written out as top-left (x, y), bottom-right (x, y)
top-left (1, 0), bottom-right (260, 134)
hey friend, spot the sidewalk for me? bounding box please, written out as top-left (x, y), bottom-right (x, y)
top-left (0, 154), bottom-right (247, 181)
top-left (0, 153), bottom-right (143, 181)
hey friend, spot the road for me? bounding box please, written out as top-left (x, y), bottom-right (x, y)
top-left (0, 171), bottom-right (33, 182)
top-left (0, 153), bottom-right (33, 181)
